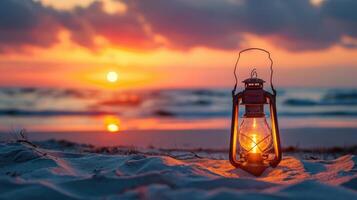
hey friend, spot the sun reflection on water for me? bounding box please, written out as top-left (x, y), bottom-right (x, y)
top-left (104, 116), bottom-right (120, 133)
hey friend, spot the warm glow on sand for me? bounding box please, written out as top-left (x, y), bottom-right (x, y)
top-left (107, 71), bottom-right (119, 83)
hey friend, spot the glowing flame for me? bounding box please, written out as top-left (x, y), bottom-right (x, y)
top-left (251, 118), bottom-right (258, 153)
top-left (239, 117), bottom-right (272, 155)
top-left (251, 134), bottom-right (258, 153)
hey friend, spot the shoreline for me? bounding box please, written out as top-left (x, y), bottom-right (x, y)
top-left (1, 127), bottom-right (357, 149)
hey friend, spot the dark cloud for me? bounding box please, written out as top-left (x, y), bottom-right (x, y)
top-left (0, 0), bottom-right (61, 52)
top-left (0, 0), bottom-right (356, 53)
top-left (322, 0), bottom-right (357, 38)
top-left (129, 0), bottom-right (355, 51)
top-left (0, 0), bottom-right (155, 52)
top-left (238, 0), bottom-right (338, 50)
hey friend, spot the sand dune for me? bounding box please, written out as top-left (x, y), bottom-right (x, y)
top-left (0, 142), bottom-right (356, 200)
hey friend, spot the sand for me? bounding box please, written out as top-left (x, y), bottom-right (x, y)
top-left (0, 140), bottom-right (356, 200)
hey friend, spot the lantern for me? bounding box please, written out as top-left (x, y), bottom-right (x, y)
top-left (229, 48), bottom-right (282, 176)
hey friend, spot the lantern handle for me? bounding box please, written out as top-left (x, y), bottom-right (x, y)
top-left (232, 48), bottom-right (276, 97)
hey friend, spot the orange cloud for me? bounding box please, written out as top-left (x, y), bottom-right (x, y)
top-left (1, 0), bottom-right (357, 89)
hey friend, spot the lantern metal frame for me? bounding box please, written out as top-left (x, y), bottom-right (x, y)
top-left (229, 48), bottom-right (282, 176)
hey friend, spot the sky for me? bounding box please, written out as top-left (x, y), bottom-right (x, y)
top-left (1, 0), bottom-right (357, 89)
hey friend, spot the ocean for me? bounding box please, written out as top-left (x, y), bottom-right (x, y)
top-left (0, 87), bottom-right (356, 133)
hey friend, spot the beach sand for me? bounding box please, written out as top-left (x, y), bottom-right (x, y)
top-left (0, 139), bottom-right (356, 200)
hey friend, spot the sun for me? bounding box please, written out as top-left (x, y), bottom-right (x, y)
top-left (107, 71), bottom-right (118, 83)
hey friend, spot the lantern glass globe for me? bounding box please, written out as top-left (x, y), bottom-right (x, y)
top-left (238, 117), bottom-right (272, 153)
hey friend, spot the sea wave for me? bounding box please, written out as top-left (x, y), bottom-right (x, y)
top-left (152, 109), bottom-right (357, 118)
top-left (279, 111), bottom-right (357, 117)
top-left (284, 99), bottom-right (318, 106)
top-left (0, 109), bottom-right (114, 117)
top-left (1, 87), bottom-right (357, 119)
top-left (324, 90), bottom-right (357, 100)
top-left (0, 87), bottom-right (99, 98)
top-left (284, 98), bottom-right (357, 106)
top-left (284, 89), bottom-right (357, 106)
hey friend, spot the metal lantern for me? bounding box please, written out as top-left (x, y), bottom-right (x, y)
top-left (229, 48), bottom-right (282, 176)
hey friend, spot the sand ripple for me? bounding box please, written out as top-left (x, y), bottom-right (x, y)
top-left (0, 143), bottom-right (356, 199)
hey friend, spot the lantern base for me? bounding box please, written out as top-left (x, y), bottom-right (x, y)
top-left (246, 153), bottom-right (263, 164)
top-left (240, 163), bottom-right (269, 176)
top-left (239, 153), bottom-right (268, 176)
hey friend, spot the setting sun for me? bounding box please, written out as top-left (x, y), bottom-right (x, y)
top-left (107, 71), bottom-right (119, 83)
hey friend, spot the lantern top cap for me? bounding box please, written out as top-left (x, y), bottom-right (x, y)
top-left (242, 68), bottom-right (265, 84)
top-left (242, 77), bottom-right (265, 84)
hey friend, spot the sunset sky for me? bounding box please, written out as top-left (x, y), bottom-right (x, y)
top-left (1, 0), bottom-right (357, 89)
